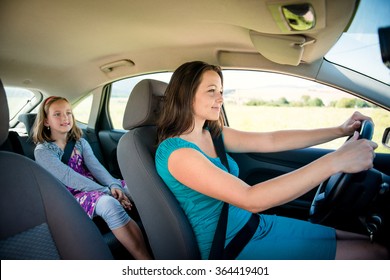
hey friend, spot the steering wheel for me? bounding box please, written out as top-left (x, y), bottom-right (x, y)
top-left (309, 120), bottom-right (374, 224)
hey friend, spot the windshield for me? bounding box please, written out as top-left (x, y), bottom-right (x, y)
top-left (325, 0), bottom-right (390, 85)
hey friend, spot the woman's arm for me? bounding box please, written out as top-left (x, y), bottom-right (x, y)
top-left (223, 111), bottom-right (372, 153)
top-left (168, 132), bottom-right (377, 213)
top-left (34, 144), bottom-right (110, 194)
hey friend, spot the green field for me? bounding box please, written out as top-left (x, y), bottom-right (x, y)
top-left (106, 99), bottom-right (390, 153)
top-left (224, 105), bottom-right (390, 154)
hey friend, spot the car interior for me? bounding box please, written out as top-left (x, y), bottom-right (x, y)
top-left (0, 80), bottom-right (114, 260)
top-left (1, 0), bottom-right (390, 261)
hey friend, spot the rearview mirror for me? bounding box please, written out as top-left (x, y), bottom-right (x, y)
top-left (382, 127), bottom-right (390, 148)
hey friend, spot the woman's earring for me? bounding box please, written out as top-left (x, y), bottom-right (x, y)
top-left (46, 126), bottom-right (50, 130)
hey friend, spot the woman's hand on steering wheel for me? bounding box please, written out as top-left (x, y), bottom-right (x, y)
top-left (309, 119), bottom-right (377, 224)
top-left (339, 111), bottom-right (374, 137)
top-left (333, 130), bottom-right (378, 174)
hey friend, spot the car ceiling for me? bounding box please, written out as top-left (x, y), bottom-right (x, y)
top-left (0, 0), bottom-right (357, 101)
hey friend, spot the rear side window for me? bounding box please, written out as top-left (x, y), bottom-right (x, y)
top-left (73, 94), bottom-right (93, 124)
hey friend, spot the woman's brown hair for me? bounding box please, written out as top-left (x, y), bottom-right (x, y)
top-left (32, 96), bottom-right (83, 144)
top-left (157, 61), bottom-right (224, 144)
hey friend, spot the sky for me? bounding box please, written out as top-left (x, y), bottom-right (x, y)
top-left (325, 0), bottom-right (390, 85)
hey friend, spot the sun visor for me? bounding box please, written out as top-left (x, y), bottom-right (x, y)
top-left (250, 31), bottom-right (315, 66)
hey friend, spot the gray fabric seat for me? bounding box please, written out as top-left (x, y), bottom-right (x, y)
top-left (16, 113), bottom-right (37, 159)
top-left (117, 79), bottom-right (201, 259)
top-left (0, 80), bottom-right (113, 260)
top-left (16, 109), bottom-right (132, 259)
top-left (18, 113), bottom-right (37, 138)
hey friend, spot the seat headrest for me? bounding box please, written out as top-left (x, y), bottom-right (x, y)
top-left (0, 80), bottom-right (10, 146)
top-left (18, 113), bottom-right (37, 137)
top-left (122, 79), bottom-right (168, 130)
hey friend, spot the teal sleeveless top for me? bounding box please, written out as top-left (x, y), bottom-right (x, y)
top-left (155, 137), bottom-right (253, 259)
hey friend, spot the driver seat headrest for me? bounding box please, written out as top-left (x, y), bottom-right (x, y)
top-left (122, 79), bottom-right (168, 130)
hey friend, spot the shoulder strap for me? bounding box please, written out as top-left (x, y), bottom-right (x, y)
top-left (209, 131), bottom-right (260, 260)
top-left (213, 132), bottom-right (230, 172)
top-left (61, 139), bottom-right (76, 164)
top-left (209, 132), bottom-right (229, 260)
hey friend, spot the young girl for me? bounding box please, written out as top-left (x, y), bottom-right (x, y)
top-left (155, 61), bottom-right (389, 260)
top-left (33, 96), bottom-right (152, 260)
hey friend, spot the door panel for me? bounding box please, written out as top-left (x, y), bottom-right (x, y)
top-left (373, 152), bottom-right (390, 175)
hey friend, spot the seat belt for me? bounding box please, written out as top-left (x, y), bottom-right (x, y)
top-left (209, 132), bottom-right (259, 260)
top-left (61, 139), bottom-right (76, 164)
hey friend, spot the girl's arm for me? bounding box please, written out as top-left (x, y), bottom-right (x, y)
top-left (168, 132), bottom-right (377, 213)
top-left (34, 144), bottom-right (110, 193)
top-left (81, 139), bottom-right (130, 205)
top-left (223, 111), bottom-right (372, 153)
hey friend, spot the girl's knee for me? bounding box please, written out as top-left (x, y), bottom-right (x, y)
top-left (97, 195), bottom-right (121, 208)
top-left (95, 195), bottom-right (130, 229)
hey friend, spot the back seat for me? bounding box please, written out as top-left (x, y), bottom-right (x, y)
top-left (17, 113), bottom-right (37, 159)
top-left (0, 112), bottom-right (136, 259)
top-left (12, 113), bottom-right (106, 163)
top-left (0, 131), bottom-right (25, 156)
top-left (0, 113), bottom-right (36, 159)
top-left (0, 113), bottom-right (38, 160)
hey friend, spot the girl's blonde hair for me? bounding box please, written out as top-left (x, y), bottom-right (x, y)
top-left (32, 96), bottom-right (83, 144)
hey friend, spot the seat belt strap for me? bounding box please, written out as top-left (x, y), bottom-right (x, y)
top-left (62, 139), bottom-right (76, 164)
top-left (209, 133), bottom-right (229, 260)
top-left (224, 211), bottom-right (259, 259)
top-left (209, 132), bottom-right (259, 260)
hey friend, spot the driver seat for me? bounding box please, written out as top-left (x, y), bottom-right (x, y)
top-left (117, 79), bottom-right (201, 259)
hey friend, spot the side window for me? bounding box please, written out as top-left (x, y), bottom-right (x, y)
top-left (109, 73), bottom-right (172, 130)
top-left (223, 70), bottom-right (390, 154)
top-left (4, 86), bottom-right (41, 129)
top-left (73, 94), bottom-right (93, 124)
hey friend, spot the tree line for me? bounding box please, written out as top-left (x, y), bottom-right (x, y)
top-left (245, 95), bottom-right (375, 108)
